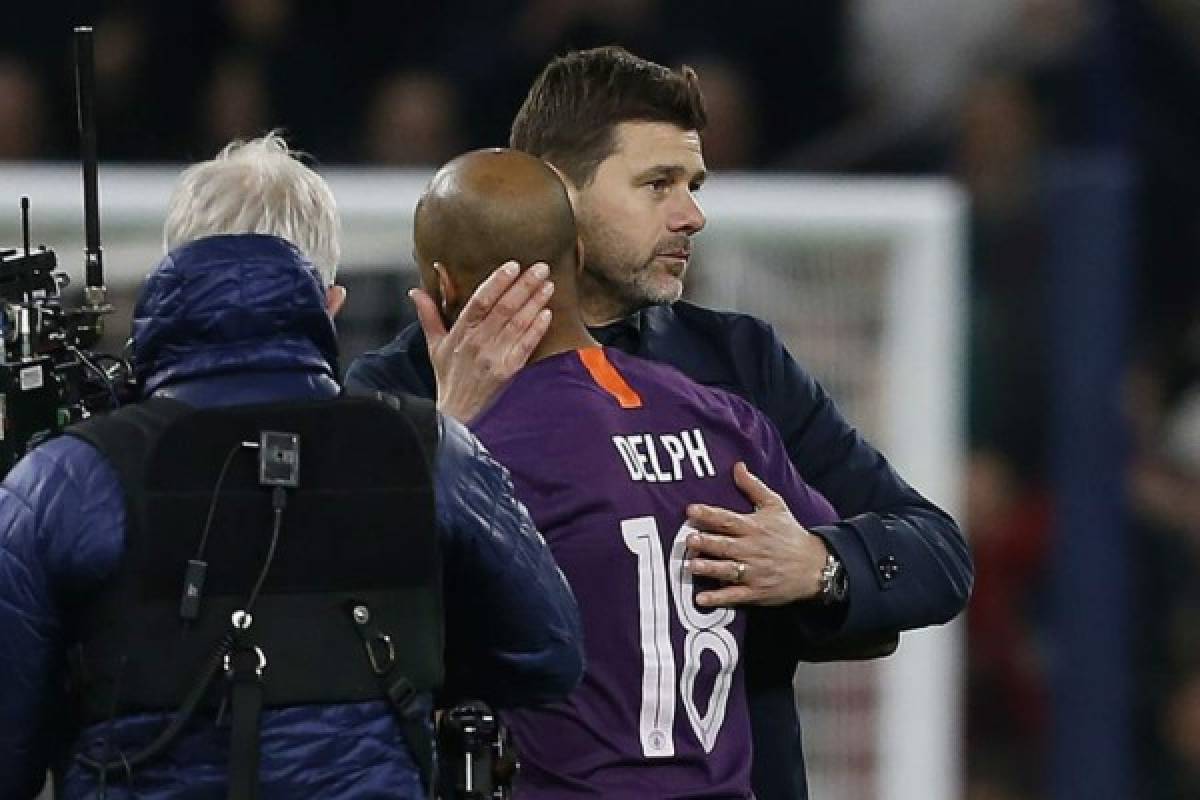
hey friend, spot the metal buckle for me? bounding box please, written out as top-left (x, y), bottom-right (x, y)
top-left (350, 602), bottom-right (395, 674)
top-left (224, 646), bottom-right (267, 678)
top-left (364, 632), bottom-right (395, 675)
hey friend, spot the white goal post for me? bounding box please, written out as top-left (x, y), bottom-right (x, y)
top-left (2, 165), bottom-right (966, 800)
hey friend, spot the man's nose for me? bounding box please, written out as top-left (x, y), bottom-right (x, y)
top-left (668, 190), bottom-right (706, 234)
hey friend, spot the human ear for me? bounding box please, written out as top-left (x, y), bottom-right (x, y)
top-left (325, 284), bottom-right (347, 317)
top-left (433, 262), bottom-right (459, 316)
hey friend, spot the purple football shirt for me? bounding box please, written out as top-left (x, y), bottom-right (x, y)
top-left (471, 347), bottom-right (837, 799)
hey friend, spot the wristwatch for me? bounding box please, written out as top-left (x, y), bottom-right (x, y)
top-left (818, 551), bottom-right (849, 606)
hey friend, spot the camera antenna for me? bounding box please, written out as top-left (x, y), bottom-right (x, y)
top-left (74, 26), bottom-right (106, 306)
top-left (20, 197), bottom-right (30, 256)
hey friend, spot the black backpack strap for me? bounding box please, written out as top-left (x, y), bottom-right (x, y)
top-left (347, 598), bottom-right (434, 796)
top-left (226, 622), bottom-right (266, 800)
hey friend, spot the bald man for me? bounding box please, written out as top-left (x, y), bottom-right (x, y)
top-left (413, 148), bottom-right (588, 361)
top-left (414, 149), bottom-right (838, 799)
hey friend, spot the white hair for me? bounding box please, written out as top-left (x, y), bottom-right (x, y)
top-left (163, 132), bottom-right (341, 285)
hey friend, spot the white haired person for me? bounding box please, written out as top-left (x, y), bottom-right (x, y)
top-left (163, 132), bottom-right (346, 316)
top-left (0, 133), bottom-right (582, 799)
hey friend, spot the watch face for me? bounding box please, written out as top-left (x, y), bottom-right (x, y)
top-left (831, 565), bottom-right (849, 603)
top-left (821, 554), bottom-right (848, 605)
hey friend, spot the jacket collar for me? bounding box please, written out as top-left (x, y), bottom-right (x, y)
top-left (634, 303), bottom-right (736, 389)
top-left (132, 233), bottom-right (339, 394)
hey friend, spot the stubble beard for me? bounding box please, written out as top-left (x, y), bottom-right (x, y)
top-left (580, 253), bottom-right (684, 321)
top-left (579, 228), bottom-right (685, 322)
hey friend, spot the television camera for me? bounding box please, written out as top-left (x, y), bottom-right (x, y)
top-left (0, 27), bottom-right (133, 474)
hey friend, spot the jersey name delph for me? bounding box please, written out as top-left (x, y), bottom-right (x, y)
top-left (611, 428), bottom-right (716, 483)
top-left (471, 347), bottom-right (838, 799)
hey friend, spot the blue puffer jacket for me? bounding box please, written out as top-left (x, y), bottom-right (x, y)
top-left (0, 234), bottom-right (584, 799)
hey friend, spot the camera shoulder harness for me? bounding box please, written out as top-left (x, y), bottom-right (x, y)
top-left (66, 393), bottom-right (443, 799)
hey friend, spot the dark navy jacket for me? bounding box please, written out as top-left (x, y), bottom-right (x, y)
top-left (347, 300), bottom-right (973, 800)
top-left (0, 234), bottom-right (584, 800)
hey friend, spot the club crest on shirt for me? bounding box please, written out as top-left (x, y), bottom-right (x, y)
top-left (611, 429), bottom-right (716, 483)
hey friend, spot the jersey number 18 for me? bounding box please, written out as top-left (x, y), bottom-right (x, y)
top-left (622, 516), bottom-right (739, 757)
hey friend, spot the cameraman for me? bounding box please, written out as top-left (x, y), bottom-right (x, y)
top-left (0, 133), bottom-right (583, 799)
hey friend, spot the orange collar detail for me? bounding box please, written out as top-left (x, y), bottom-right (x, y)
top-left (576, 347), bottom-right (643, 409)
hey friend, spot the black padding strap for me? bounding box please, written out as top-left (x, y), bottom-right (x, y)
top-left (226, 626), bottom-right (265, 800)
top-left (348, 598), bottom-right (434, 796)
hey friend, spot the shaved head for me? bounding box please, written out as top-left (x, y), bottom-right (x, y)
top-left (414, 148), bottom-right (578, 299)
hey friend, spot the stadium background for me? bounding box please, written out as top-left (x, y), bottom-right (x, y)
top-left (4, 2), bottom-right (1200, 798)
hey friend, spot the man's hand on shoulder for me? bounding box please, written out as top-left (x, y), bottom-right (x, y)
top-left (684, 462), bottom-right (830, 607)
top-left (413, 261), bottom-right (554, 422)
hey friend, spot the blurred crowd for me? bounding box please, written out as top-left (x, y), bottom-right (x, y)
top-left (0, 0), bottom-right (846, 168)
top-left (5, 1), bottom-right (1200, 798)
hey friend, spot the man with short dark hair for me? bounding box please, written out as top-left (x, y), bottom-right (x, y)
top-left (412, 146), bottom-right (839, 799)
top-left (348, 46), bottom-right (973, 800)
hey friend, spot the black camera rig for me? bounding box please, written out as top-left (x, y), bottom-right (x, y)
top-left (0, 27), bottom-right (134, 474)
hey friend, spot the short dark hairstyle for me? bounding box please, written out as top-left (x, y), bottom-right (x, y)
top-left (510, 46), bottom-right (707, 187)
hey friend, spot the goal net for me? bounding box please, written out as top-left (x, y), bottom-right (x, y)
top-left (693, 176), bottom-right (967, 800)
